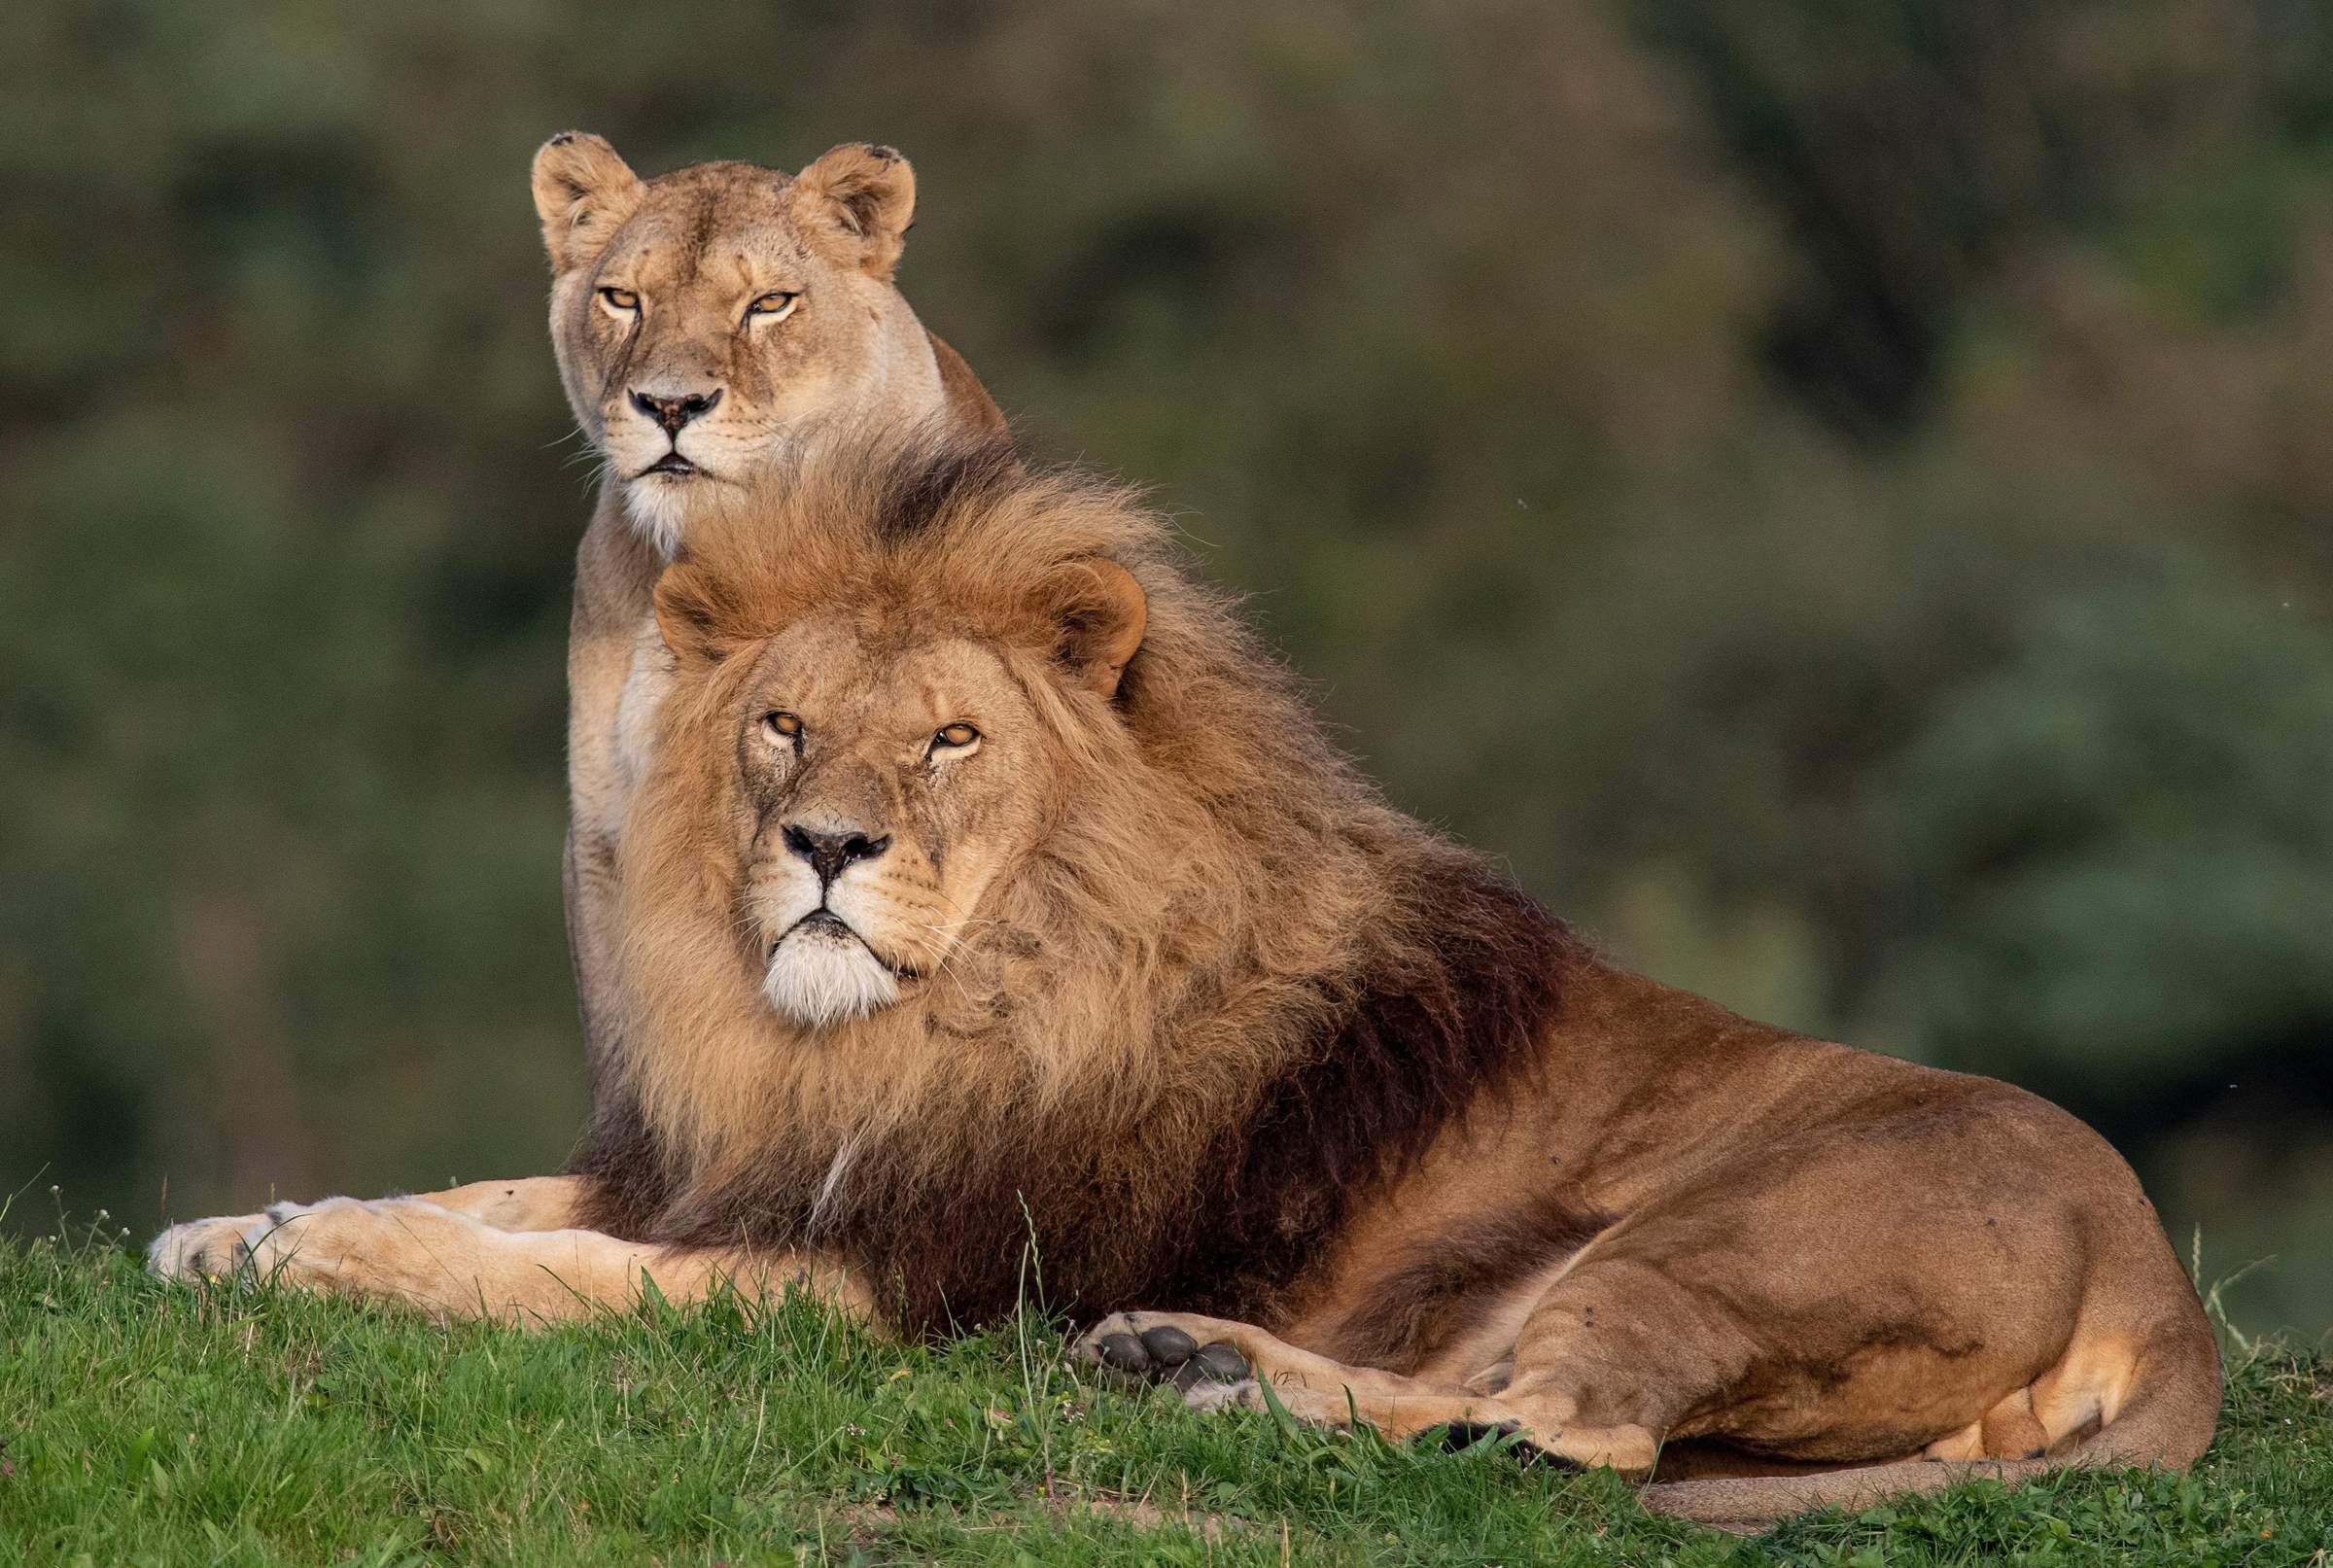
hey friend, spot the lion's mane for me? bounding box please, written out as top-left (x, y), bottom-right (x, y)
top-left (574, 434), bottom-right (1581, 1333)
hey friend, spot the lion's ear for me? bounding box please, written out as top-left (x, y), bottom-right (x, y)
top-left (652, 561), bottom-right (745, 665)
top-left (532, 131), bottom-right (644, 274)
top-left (790, 143), bottom-right (917, 280)
top-left (1045, 558), bottom-right (1148, 700)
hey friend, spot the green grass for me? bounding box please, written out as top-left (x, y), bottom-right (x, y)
top-left (2, 1235), bottom-right (2326, 1566)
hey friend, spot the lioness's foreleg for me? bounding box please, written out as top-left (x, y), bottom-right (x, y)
top-left (149, 1197), bottom-right (872, 1326)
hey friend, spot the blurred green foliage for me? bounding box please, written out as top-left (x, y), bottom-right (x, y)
top-left (2, 1), bottom-right (2327, 1335)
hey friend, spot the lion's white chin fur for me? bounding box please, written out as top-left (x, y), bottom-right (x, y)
top-left (763, 924), bottom-right (901, 1028)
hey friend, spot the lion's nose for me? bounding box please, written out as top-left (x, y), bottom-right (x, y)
top-left (783, 823), bottom-right (890, 887)
top-left (628, 386), bottom-right (723, 435)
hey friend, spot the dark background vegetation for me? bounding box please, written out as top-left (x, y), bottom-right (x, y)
top-left (3, 2), bottom-right (2328, 1339)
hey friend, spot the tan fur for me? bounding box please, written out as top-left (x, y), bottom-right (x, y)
top-left (150, 437), bottom-right (2218, 1532)
top-left (407, 1175), bottom-right (588, 1231)
top-left (147, 1193), bottom-right (871, 1326)
top-left (531, 133), bottom-right (1006, 1094)
top-left (1074, 982), bottom-right (2222, 1531)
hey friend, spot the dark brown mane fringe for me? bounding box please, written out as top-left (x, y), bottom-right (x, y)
top-left (856, 422), bottom-right (1026, 542)
top-left (566, 1087), bottom-right (675, 1236)
top-left (1163, 855), bottom-right (1580, 1321)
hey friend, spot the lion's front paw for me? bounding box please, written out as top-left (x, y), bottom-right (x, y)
top-left (147, 1199), bottom-right (347, 1284)
top-left (149, 1197), bottom-right (542, 1319)
top-left (1076, 1310), bottom-right (1254, 1401)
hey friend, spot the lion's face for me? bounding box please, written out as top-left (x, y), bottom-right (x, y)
top-left (725, 616), bottom-right (1049, 1027)
top-left (532, 135), bottom-right (943, 556)
top-left (644, 515), bottom-right (1152, 1033)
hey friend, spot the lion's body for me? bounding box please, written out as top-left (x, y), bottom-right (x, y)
top-left (151, 438), bottom-right (2217, 1531)
top-left (529, 134), bottom-right (1005, 1083)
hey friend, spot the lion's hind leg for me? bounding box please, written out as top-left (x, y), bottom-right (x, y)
top-left (1071, 1214), bottom-right (2032, 1484)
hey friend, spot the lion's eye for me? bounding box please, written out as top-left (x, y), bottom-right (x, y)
top-left (745, 291), bottom-right (800, 323)
top-left (930, 722), bottom-right (980, 754)
top-left (598, 287), bottom-right (640, 315)
top-left (763, 711), bottom-right (804, 747)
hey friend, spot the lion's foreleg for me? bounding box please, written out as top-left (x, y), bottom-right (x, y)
top-left (1073, 1308), bottom-right (1659, 1471)
top-left (150, 1197), bottom-right (875, 1328)
top-left (402, 1175), bottom-right (590, 1232)
top-left (1077, 1310), bottom-right (1465, 1418)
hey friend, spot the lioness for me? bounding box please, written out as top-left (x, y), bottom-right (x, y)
top-left (532, 130), bottom-right (1004, 1095)
top-left (151, 437), bottom-right (2218, 1528)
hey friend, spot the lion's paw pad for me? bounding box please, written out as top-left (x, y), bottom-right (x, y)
top-left (1082, 1318), bottom-right (1250, 1391)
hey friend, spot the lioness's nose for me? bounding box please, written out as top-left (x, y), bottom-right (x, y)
top-left (628, 386), bottom-right (722, 435)
top-left (783, 823), bottom-right (890, 887)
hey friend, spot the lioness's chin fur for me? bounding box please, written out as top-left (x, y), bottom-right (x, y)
top-left (619, 472), bottom-right (712, 563)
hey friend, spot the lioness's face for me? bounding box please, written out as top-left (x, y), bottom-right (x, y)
top-left (729, 617), bottom-right (1049, 1028)
top-left (533, 136), bottom-right (935, 555)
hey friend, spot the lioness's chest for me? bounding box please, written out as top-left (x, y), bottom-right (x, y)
top-left (579, 612), bottom-right (678, 850)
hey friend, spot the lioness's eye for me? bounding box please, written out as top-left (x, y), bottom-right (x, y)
top-left (763, 711), bottom-right (804, 747)
top-left (931, 722), bottom-right (980, 752)
top-left (745, 291), bottom-right (800, 323)
top-left (598, 287), bottom-right (640, 313)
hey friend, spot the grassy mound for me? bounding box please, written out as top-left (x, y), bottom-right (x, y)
top-left (2, 1237), bottom-right (2324, 1565)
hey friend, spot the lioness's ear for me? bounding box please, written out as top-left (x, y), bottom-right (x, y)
top-left (532, 131), bottom-right (644, 274)
top-left (1046, 559), bottom-right (1148, 699)
top-left (652, 561), bottom-right (743, 665)
top-left (790, 143), bottom-right (917, 280)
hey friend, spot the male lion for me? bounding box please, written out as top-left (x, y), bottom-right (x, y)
top-left (532, 130), bottom-right (1004, 1099)
top-left (151, 439), bottom-right (2218, 1529)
